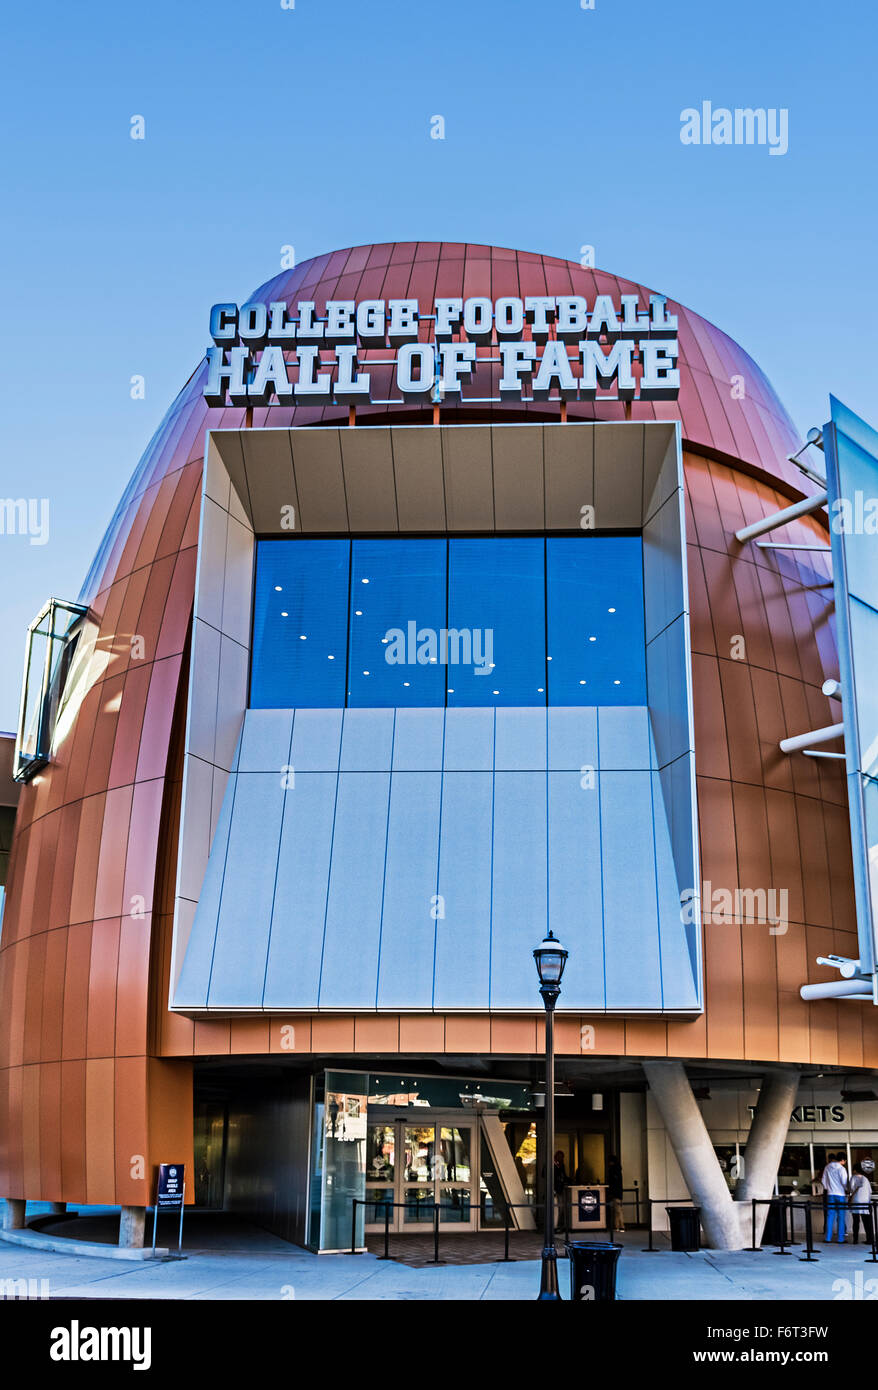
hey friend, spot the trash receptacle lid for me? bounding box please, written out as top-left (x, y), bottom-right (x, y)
top-left (564, 1242), bottom-right (623, 1253)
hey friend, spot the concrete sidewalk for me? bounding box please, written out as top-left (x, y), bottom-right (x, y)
top-left (1, 1205), bottom-right (876, 1300)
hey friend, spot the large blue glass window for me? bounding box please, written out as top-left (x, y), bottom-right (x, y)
top-left (547, 537), bottom-right (646, 703)
top-left (250, 539), bottom-right (349, 707)
top-left (348, 539), bottom-right (446, 706)
top-left (447, 539), bottom-right (546, 705)
top-left (250, 535), bottom-right (646, 708)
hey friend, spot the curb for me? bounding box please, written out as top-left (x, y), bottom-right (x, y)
top-left (0, 1224), bottom-right (169, 1261)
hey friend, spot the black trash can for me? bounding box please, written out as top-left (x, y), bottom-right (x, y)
top-left (666, 1205), bottom-right (701, 1251)
top-left (565, 1241), bottom-right (623, 1301)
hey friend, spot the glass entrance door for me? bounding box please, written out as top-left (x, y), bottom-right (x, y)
top-left (365, 1118), bottom-right (478, 1232)
top-left (401, 1122), bottom-right (436, 1228)
top-left (435, 1124), bottom-right (475, 1229)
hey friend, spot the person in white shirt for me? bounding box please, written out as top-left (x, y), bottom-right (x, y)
top-left (849, 1163), bottom-right (875, 1245)
top-left (821, 1154), bottom-right (849, 1243)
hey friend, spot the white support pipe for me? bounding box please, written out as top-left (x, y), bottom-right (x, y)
top-left (755, 542), bottom-right (831, 552)
top-left (735, 490), bottom-right (828, 544)
top-left (779, 722), bottom-right (844, 755)
top-left (816, 954), bottom-right (862, 978)
top-left (800, 979), bottom-right (873, 1002)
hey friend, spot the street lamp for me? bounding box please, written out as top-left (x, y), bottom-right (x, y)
top-left (534, 929), bottom-right (569, 1300)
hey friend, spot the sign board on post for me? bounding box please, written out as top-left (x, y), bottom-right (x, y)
top-left (570, 1183), bottom-right (608, 1231)
top-left (156, 1163), bottom-right (184, 1210)
top-left (152, 1163), bottom-right (186, 1256)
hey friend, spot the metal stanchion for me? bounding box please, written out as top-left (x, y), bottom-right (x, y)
top-left (607, 1194), bottom-right (615, 1242)
top-left (773, 1197), bottom-right (792, 1255)
top-left (746, 1198), bottom-right (762, 1252)
top-left (634, 1182), bottom-right (640, 1226)
top-left (429, 1201), bottom-right (444, 1265)
top-left (641, 1199), bottom-right (658, 1252)
top-left (799, 1201), bottom-right (818, 1262)
top-left (503, 1203), bottom-right (511, 1262)
top-left (378, 1201), bottom-right (391, 1260)
top-left (786, 1194), bottom-right (800, 1247)
top-left (866, 1199), bottom-right (878, 1264)
top-left (350, 1198), bottom-right (358, 1256)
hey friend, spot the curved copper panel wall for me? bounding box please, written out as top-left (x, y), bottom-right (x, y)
top-left (0, 244), bottom-right (870, 1208)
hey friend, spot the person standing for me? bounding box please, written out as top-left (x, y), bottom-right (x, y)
top-left (849, 1163), bottom-right (875, 1246)
top-left (607, 1154), bottom-right (625, 1233)
top-left (821, 1152), bottom-right (849, 1244)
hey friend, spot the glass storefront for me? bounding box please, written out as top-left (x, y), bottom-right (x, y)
top-left (304, 1071), bottom-right (619, 1248)
top-left (713, 1144), bottom-right (740, 1193)
top-left (510, 1121), bottom-right (538, 1203)
top-left (313, 1069), bottom-right (536, 1248)
top-left (776, 1143), bottom-right (813, 1196)
top-left (320, 1074), bottom-right (368, 1251)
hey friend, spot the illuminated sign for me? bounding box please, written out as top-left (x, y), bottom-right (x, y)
top-left (203, 294), bottom-right (680, 407)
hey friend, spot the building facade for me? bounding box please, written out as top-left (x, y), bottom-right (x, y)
top-left (1, 241), bottom-right (876, 1250)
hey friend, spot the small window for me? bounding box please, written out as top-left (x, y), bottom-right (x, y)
top-left (14, 598), bottom-right (88, 782)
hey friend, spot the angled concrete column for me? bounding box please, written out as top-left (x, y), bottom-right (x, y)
top-left (736, 1066), bottom-right (800, 1242)
top-left (2, 1199), bottom-right (26, 1230)
top-left (119, 1206), bottom-right (146, 1248)
top-left (643, 1061), bottom-right (744, 1250)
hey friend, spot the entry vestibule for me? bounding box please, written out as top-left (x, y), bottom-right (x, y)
top-left (364, 1112), bottom-right (479, 1232)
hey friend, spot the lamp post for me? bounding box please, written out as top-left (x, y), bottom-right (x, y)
top-left (533, 930), bottom-right (569, 1300)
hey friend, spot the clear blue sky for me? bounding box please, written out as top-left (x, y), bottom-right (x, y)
top-left (1, 0), bottom-right (875, 729)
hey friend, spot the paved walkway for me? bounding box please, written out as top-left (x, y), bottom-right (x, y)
top-left (1, 1204), bottom-right (875, 1300)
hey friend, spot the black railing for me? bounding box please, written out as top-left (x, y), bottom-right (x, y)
top-left (352, 1197), bottom-right (446, 1264)
top-left (485, 1183), bottom-right (643, 1250)
top-left (749, 1194), bottom-right (878, 1263)
top-left (352, 1188), bottom-right (639, 1263)
top-left (499, 1200), bottom-right (547, 1261)
top-left (644, 1193), bottom-right (878, 1262)
top-left (353, 1190), bottom-right (878, 1265)
top-left (746, 1196), bottom-right (816, 1259)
